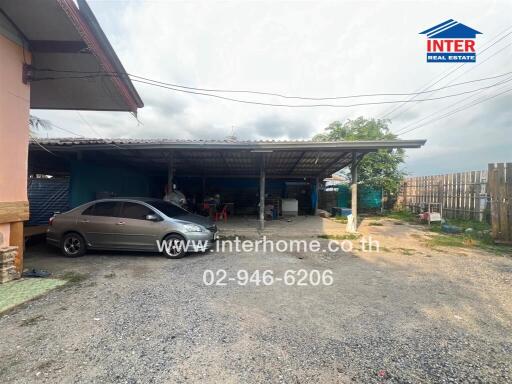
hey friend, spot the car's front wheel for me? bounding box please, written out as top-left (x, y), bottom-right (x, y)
top-left (61, 233), bottom-right (86, 257)
top-left (162, 234), bottom-right (187, 259)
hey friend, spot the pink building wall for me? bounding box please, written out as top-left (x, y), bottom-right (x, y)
top-left (0, 34), bottom-right (30, 246)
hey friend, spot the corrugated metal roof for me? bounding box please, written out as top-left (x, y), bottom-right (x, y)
top-left (30, 137), bottom-right (426, 149)
top-left (29, 137), bottom-right (426, 178)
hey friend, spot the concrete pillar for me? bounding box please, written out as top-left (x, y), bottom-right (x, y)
top-left (259, 156), bottom-right (266, 230)
top-left (348, 152), bottom-right (358, 232)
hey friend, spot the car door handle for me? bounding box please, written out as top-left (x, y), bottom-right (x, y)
top-left (116, 221), bottom-right (126, 225)
top-left (80, 219), bottom-right (90, 223)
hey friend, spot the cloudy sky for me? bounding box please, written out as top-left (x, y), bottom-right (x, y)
top-left (34, 0), bottom-right (512, 176)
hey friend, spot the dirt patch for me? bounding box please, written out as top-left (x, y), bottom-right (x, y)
top-left (19, 315), bottom-right (45, 327)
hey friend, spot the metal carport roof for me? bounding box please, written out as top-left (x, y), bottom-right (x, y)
top-left (29, 138), bottom-right (426, 178)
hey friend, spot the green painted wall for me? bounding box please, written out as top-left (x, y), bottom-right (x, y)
top-left (69, 160), bottom-right (162, 207)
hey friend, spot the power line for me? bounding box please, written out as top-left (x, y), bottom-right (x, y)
top-left (30, 69), bottom-right (512, 100)
top-left (45, 121), bottom-right (84, 137)
top-left (30, 134), bottom-right (57, 156)
top-left (28, 68), bottom-right (512, 108)
top-left (389, 39), bottom-right (512, 124)
top-left (392, 42), bottom-right (512, 135)
top-left (394, 74), bottom-right (512, 135)
top-left (130, 77), bottom-right (512, 108)
top-left (76, 112), bottom-right (126, 150)
top-left (380, 25), bottom-right (512, 120)
top-left (396, 86), bottom-right (512, 137)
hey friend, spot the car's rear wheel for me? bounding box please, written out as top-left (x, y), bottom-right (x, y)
top-left (61, 233), bottom-right (86, 257)
top-left (162, 234), bottom-right (187, 259)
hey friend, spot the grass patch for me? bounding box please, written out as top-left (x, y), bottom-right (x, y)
top-left (385, 210), bottom-right (417, 223)
top-left (332, 215), bottom-right (348, 224)
top-left (395, 248), bottom-right (415, 256)
top-left (429, 218), bottom-right (491, 234)
top-left (0, 278), bottom-right (67, 314)
top-left (319, 233), bottom-right (361, 240)
top-left (380, 247), bottom-right (391, 252)
top-left (424, 232), bottom-right (511, 255)
top-left (368, 221), bottom-right (383, 226)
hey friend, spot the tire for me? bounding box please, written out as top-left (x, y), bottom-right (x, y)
top-left (162, 234), bottom-right (187, 259)
top-left (61, 233), bottom-right (86, 257)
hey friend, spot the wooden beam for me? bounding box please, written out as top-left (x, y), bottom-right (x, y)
top-left (10, 222), bottom-right (24, 275)
top-left (29, 40), bottom-right (89, 53)
top-left (0, 201), bottom-right (29, 224)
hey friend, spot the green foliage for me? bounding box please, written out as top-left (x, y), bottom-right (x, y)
top-left (318, 233), bottom-right (361, 240)
top-left (385, 210), bottom-right (417, 223)
top-left (314, 117), bottom-right (405, 195)
top-left (429, 218), bottom-right (490, 233)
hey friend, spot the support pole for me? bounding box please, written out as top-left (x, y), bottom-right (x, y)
top-left (259, 155), bottom-right (266, 230)
top-left (348, 152), bottom-right (358, 232)
top-left (167, 152), bottom-right (174, 191)
top-left (314, 176), bottom-right (320, 214)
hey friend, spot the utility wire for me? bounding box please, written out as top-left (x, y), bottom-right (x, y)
top-left (389, 39), bottom-right (512, 124)
top-left (30, 69), bottom-right (512, 100)
top-left (396, 86), bottom-right (512, 137)
top-left (392, 42), bottom-right (512, 135)
top-left (380, 25), bottom-right (512, 120)
top-left (45, 121), bottom-right (84, 137)
top-left (129, 77), bottom-right (512, 108)
top-left (76, 111), bottom-right (126, 150)
top-left (394, 73), bottom-right (512, 135)
top-left (27, 68), bottom-right (512, 108)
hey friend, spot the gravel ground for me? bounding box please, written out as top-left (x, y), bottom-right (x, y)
top-left (1, 222), bottom-right (512, 383)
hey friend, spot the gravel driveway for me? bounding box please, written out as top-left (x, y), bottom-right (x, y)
top-left (1, 226), bottom-right (511, 383)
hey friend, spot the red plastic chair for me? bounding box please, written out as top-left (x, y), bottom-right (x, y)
top-left (214, 205), bottom-right (228, 222)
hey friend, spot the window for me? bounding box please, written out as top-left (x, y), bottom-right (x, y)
top-left (147, 200), bottom-right (188, 218)
top-left (82, 201), bottom-right (121, 217)
top-left (120, 202), bottom-right (155, 220)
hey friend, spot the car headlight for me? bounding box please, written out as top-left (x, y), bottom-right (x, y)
top-left (184, 224), bottom-right (204, 232)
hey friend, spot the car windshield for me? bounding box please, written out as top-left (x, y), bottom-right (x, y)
top-left (147, 200), bottom-right (189, 218)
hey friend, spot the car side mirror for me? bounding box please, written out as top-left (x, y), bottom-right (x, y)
top-left (146, 214), bottom-right (160, 222)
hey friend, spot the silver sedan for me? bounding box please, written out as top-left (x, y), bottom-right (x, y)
top-left (47, 198), bottom-right (218, 258)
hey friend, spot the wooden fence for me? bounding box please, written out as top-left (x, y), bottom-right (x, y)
top-left (398, 163), bottom-right (512, 242)
top-left (488, 163), bottom-right (512, 243)
top-left (400, 170), bottom-right (488, 221)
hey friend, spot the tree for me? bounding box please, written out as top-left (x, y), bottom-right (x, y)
top-left (313, 117), bottom-right (405, 195)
